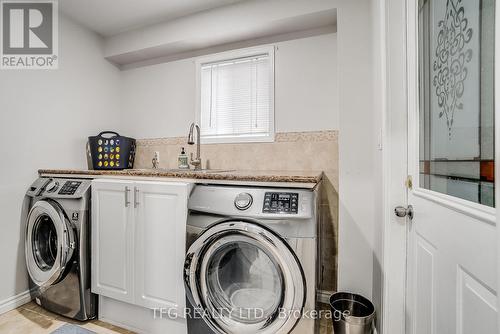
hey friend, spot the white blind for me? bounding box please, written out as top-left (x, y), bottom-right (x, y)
top-left (200, 53), bottom-right (272, 141)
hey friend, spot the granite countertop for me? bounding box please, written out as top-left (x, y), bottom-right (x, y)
top-left (38, 169), bottom-right (323, 185)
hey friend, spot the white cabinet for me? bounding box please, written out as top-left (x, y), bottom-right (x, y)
top-left (91, 179), bottom-right (190, 311)
top-left (134, 182), bottom-right (189, 309)
top-left (91, 180), bottom-right (135, 303)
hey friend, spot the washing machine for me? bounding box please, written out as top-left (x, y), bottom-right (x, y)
top-left (184, 184), bottom-right (318, 334)
top-left (24, 177), bottom-right (97, 321)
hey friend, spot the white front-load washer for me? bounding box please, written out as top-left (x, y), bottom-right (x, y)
top-left (184, 184), bottom-right (318, 334)
top-left (25, 177), bottom-right (97, 320)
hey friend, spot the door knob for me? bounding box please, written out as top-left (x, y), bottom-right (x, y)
top-left (394, 205), bottom-right (414, 220)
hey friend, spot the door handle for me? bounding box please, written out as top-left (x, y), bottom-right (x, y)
top-left (394, 205), bottom-right (414, 220)
top-left (125, 187), bottom-right (131, 207)
top-left (134, 187), bottom-right (140, 208)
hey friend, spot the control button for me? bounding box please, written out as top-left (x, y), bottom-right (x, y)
top-left (234, 193), bottom-right (253, 210)
top-left (45, 180), bottom-right (59, 193)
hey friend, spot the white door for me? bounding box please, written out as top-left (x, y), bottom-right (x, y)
top-left (91, 179), bottom-right (135, 303)
top-left (134, 181), bottom-right (189, 310)
top-left (405, 0), bottom-right (498, 333)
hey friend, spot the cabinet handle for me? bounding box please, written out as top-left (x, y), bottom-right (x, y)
top-left (134, 187), bottom-right (140, 208)
top-left (125, 186), bottom-right (131, 207)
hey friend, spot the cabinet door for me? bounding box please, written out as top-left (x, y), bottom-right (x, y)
top-left (91, 179), bottom-right (135, 303)
top-left (134, 181), bottom-right (190, 310)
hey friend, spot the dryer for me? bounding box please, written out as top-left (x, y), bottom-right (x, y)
top-left (184, 184), bottom-right (318, 334)
top-left (25, 177), bottom-right (97, 320)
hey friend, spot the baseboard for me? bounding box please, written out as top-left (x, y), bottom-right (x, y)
top-left (0, 289), bottom-right (33, 315)
top-left (317, 289), bottom-right (333, 304)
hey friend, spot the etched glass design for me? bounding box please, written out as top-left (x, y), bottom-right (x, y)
top-left (418, 0), bottom-right (495, 207)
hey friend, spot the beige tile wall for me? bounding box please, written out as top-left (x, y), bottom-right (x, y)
top-left (134, 130), bottom-right (338, 293)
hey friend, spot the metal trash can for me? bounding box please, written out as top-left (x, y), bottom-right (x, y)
top-left (330, 292), bottom-right (375, 334)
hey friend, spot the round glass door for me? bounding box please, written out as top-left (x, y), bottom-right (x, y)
top-left (185, 220), bottom-right (305, 334)
top-left (32, 214), bottom-right (59, 271)
top-left (25, 200), bottom-right (74, 287)
top-left (205, 237), bottom-right (283, 323)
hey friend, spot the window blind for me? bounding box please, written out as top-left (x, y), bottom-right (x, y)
top-left (199, 53), bottom-right (273, 142)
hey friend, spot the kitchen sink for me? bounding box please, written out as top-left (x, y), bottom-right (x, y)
top-left (130, 168), bottom-right (234, 174)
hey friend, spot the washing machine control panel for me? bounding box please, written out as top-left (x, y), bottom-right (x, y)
top-left (263, 192), bottom-right (299, 214)
top-left (58, 181), bottom-right (83, 195)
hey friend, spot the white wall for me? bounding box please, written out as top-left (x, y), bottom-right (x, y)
top-left (336, 0), bottom-right (378, 300)
top-left (120, 33), bottom-right (338, 138)
top-left (0, 15), bottom-right (121, 304)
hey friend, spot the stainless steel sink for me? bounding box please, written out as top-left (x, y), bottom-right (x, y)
top-left (130, 168), bottom-right (234, 174)
top-left (170, 168), bottom-right (234, 173)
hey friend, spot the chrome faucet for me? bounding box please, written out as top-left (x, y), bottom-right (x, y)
top-left (187, 123), bottom-right (202, 170)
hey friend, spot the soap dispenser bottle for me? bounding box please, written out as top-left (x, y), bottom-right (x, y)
top-left (178, 147), bottom-right (189, 169)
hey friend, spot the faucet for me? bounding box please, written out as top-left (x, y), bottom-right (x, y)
top-left (187, 123), bottom-right (202, 170)
top-left (151, 151), bottom-right (160, 169)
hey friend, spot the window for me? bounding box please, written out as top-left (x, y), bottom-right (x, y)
top-left (417, 0), bottom-right (495, 207)
top-left (196, 47), bottom-right (275, 143)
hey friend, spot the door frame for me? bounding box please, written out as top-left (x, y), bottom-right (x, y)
top-left (381, 0), bottom-right (410, 332)
top-left (496, 0), bottom-right (500, 329)
top-left (383, 0), bottom-right (500, 332)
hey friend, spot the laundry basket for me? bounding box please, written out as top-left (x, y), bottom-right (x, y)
top-left (88, 131), bottom-right (136, 170)
top-left (330, 292), bottom-right (375, 334)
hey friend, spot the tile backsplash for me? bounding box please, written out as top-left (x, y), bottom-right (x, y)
top-left (134, 130), bottom-right (338, 294)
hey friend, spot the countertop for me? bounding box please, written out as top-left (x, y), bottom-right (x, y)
top-left (38, 169), bottom-right (323, 189)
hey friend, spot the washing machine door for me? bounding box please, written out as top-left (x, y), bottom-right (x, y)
top-left (25, 200), bottom-right (75, 288)
top-left (184, 220), bottom-right (305, 334)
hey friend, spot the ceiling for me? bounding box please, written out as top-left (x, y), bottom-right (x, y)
top-left (60, 0), bottom-right (248, 37)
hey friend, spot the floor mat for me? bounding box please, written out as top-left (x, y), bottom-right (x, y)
top-left (51, 324), bottom-right (96, 334)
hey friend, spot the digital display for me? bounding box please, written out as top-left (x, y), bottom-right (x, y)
top-left (263, 192), bottom-right (298, 214)
top-left (58, 181), bottom-right (82, 195)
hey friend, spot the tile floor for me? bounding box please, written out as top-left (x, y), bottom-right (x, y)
top-left (0, 302), bottom-right (134, 334)
top-left (0, 301), bottom-right (335, 334)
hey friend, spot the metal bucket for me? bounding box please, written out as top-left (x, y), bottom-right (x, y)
top-left (330, 292), bottom-right (375, 334)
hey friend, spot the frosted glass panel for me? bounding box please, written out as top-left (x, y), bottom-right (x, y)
top-left (418, 0), bottom-right (495, 207)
